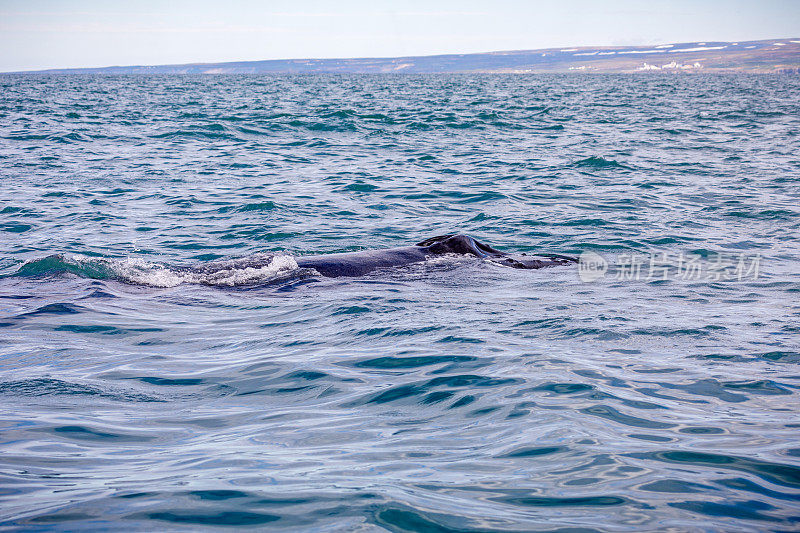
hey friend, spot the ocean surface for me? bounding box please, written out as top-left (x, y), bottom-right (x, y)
top-left (1, 74), bottom-right (799, 532)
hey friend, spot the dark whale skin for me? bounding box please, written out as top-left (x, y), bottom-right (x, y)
top-left (294, 234), bottom-right (576, 278)
top-left (185, 234), bottom-right (576, 279)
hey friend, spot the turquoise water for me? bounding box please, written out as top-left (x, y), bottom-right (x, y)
top-left (1, 74), bottom-right (799, 531)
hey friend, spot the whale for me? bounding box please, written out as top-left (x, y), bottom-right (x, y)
top-left (186, 234), bottom-right (576, 279)
top-left (12, 235), bottom-right (575, 287)
top-left (291, 234), bottom-right (576, 277)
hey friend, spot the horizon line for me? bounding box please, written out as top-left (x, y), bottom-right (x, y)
top-left (6, 36), bottom-right (799, 74)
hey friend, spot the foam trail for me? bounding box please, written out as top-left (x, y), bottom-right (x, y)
top-left (14, 254), bottom-right (301, 287)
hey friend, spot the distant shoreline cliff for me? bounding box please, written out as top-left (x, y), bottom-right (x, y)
top-left (8, 38), bottom-right (800, 74)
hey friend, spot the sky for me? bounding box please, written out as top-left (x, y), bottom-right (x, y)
top-left (1, 0), bottom-right (799, 72)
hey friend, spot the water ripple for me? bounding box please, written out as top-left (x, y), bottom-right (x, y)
top-left (1, 73), bottom-right (799, 530)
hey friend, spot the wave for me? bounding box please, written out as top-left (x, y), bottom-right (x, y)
top-left (12, 253), bottom-right (301, 287)
top-left (570, 156), bottom-right (632, 169)
top-left (0, 378), bottom-right (162, 403)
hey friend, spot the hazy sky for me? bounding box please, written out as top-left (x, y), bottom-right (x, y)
top-left (2, 0), bottom-right (799, 71)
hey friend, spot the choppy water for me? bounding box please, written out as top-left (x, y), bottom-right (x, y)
top-left (1, 74), bottom-right (799, 531)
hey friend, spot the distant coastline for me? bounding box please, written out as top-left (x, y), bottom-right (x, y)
top-left (7, 38), bottom-right (800, 74)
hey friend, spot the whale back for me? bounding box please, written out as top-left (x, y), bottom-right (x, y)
top-left (188, 234), bottom-right (576, 280)
top-left (416, 234), bottom-right (503, 258)
top-left (416, 234), bottom-right (577, 269)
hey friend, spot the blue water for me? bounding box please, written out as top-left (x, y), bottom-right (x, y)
top-left (1, 74), bottom-right (799, 531)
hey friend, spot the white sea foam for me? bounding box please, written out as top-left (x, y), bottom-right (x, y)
top-left (191, 254), bottom-right (300, 287)
top-left (65, 254), bottom-right (301, 287)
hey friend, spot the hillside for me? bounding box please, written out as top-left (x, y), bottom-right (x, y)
top-left (11, 38), bottom-right (800, 74)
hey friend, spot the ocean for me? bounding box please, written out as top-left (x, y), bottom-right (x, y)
top-left (1, 74), bottom-right (799, 531)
